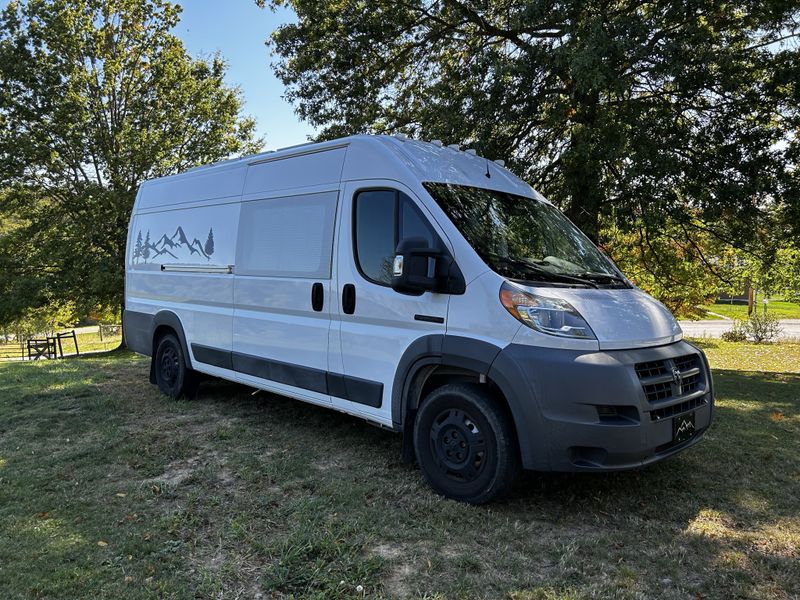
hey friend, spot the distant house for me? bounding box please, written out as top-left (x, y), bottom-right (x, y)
top-left (718, 279), bottom-right (752, 304)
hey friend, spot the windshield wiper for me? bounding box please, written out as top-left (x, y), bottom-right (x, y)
top-left (573, 272), bottom-right (630, 287)
top-left (483, 253), bottom-right (598, 288)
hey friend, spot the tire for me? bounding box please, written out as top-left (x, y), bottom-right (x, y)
top-left (413, 383), bottom-right (520, 504)
top-left (154, 333), bottom-right (198, 399)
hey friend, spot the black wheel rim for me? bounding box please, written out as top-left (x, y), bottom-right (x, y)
top-left (429, 408), bottom-right (487, 482)
top-left (160, 345), bottom-right (180, 387)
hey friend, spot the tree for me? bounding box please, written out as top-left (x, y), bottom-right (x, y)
top-left (602, 214), bottom-right (741, 317)
top-left (772, 245), bottom-right (800, 302)
top-left (142, 231), bottom-right (151, 263)
top-left (0, 0), bottom-right (261, 325)
top-left (264, 0), bottom-right (799, 247)
top-left (133, 230), bottom-right (143, 264)
top-left (204, 227), bottom-right (215, 259)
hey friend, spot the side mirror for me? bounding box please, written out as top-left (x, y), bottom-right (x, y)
top-left (391, 237), bottom-right (441, 295)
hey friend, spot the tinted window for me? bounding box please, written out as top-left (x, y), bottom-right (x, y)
top-left (355, 190), bottom-right (397, 284)
top-left (400, 199), bottom-right (436, 247)
top-left (354, 190), bottom-right (439, 285)
top-left (237, 191), bottom-right (338, 278)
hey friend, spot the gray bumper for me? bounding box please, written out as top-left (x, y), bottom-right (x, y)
top-left (488, 340), bottom-right (714, 471)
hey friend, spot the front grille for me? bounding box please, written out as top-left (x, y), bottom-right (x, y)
top-left (642, 380), bottom-right (672, 402)
top-left (635, 360), bottom-right (667, 379)
top-left (634, 353), bottom-right (708, 420)
top-left (674, 355), bottom-right (699, 372)
top-left (650, 394), bottom-right (708, 421)
top-left (681, 372), bottom-right (701, 395)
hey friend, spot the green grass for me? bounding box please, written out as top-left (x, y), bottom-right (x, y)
top-left (690, 339), bottom-right (800, 373)
top-left (0, 330), bottom-right (122, 360)
top-left (700, 299), bottom-right (800, 320)
top-left (1, 344), bottom-right (799, 599)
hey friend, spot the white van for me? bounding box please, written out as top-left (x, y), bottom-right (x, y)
top-left (124, 135), bottom-right (713, 503)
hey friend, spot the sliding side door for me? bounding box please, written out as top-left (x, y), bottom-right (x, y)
top-left (232, 189), bottom-right (338, 406)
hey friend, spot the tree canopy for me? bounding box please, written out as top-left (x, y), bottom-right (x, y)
top-left (0, 0), bottom-right (261, 326)
top-left (264, 0), bottom-right (800, 249)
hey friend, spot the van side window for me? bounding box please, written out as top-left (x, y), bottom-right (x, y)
top-left (237, 191), bottom-right (338, 278)
top-left (354, 189), bottom-right (438, 286)
top-left (400, 198), bottom-right (436, 248)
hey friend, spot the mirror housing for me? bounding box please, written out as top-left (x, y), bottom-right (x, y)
top-left (390, 237), bottom-right (441, 295)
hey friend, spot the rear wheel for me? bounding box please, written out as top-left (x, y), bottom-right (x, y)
top-left (413, 383), bottom-right (519, 504)
top-left (154, 333), bottom-right (198, 399)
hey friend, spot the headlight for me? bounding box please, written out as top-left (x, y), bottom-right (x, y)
top-left (499, 281), bottom-right (596, 339)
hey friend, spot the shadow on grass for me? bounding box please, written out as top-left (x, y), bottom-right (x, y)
top-left (188, 369), bottom-right (799, 520)
top-left (188, 369), bottom-right (800, 596)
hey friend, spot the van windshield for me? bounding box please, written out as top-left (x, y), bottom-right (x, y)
top-left (423, 182), bottom-right (628, 288)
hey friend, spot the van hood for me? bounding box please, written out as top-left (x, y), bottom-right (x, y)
top-left (524, 286), bottom-right (683, 350)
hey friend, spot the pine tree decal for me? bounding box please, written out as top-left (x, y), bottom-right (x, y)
top-left (204, 228), bottom-right (215, 260)
top-left (133, 230), bottom-right (143, 264)
top-left (142, 230), bottom-right (151, 262)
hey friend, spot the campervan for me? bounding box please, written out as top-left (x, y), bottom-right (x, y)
top-left (124, 135), bottom-right (713, 503)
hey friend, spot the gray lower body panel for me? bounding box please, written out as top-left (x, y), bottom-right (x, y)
top-left (489, 340), bottom-right (714, 472)
top-left (123, 309), bottom-right (154, 356)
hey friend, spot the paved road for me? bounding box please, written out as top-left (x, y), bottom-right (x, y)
top-left (679, 319), bottom-right (800, 340)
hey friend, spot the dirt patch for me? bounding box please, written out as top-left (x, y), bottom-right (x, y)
top-left (368, 542), bottom-right (432, 598)
top-left (146, 455), bottom-right (203, 488)
top-left (372, 542), bottom-right (404, 560)
top-left (311, 454), bottom-right (348, 472)
top-left (145, 450), bottom-right (233, 489)
top-left (384, 562), bottom-right (416, 599)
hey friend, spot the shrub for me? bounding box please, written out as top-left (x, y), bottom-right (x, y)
top-left (721, 319), bottom-right (748, 342)
top-left (744, 312), bottom-right (783, 344)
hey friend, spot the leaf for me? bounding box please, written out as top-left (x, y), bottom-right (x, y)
top-left (97, 540), bottom-right (108, 547)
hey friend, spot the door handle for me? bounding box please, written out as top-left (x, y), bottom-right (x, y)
top-left (311, 282), bottom-right (324, 312)
top-left (342, 283), bottom-right (356, 315)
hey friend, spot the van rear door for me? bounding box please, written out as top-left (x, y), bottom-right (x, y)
top-left (329, 180), bottom-right (450, 425)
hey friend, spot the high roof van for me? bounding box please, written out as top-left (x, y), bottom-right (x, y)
top-left (124, 135), bottom-right (713, 503)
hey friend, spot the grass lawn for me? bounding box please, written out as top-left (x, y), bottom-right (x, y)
top-left (700, 299), bottom-right (800, 320)
top-left (1, 343), bottom-right (799, 599)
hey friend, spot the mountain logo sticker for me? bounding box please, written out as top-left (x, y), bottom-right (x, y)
top-left (133, 227), bottom-right (216, 264)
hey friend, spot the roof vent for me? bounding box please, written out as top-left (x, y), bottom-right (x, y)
top-left (494, 159), bottom-right (506, 167)
top-left (431, 140), bottom-right (443, 147)
top-left (465, 149), bottom-right (477, 156)
top-left (447, 143), bottom-right (460, 150)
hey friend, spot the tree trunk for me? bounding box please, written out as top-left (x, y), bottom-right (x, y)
top-left (563, 90), bottom-right (603, 243)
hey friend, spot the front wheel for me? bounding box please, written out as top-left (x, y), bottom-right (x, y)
top-left (413, 383), bottom-right (519, 504)
top-left (154, 333), bottom-right (198, 399)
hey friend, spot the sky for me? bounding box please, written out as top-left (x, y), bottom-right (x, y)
top-left (175, 0), bottom-right (316, 149)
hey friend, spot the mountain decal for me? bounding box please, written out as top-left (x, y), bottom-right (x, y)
top-left (133, 226), bottom-right (216, 264)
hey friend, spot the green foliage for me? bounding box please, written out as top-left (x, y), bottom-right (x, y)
top-left (265, 0), bottom-right (799, 245)
top-left (721, 320), bottom-right (748, 343)
top-left (0, 300), bottom-right (78, 341)
top-left (719, 314), bottom-right (783, 344)
top-left (0, 0), bottom-right (261, 325)
top-left (602, 216), bottom-right (739, 317)
top-left (766, 245), bottom-right (800, 302)
top-left (745, 312), bottom-right (783, 344)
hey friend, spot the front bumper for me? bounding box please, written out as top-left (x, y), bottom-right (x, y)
top-left (488, 340), bottom-right (714, 471)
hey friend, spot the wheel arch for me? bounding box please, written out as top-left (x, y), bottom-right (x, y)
top-left (393, 335), bottom-right (537, 466)
top-left (149, 311), bottom-right (192, 384)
